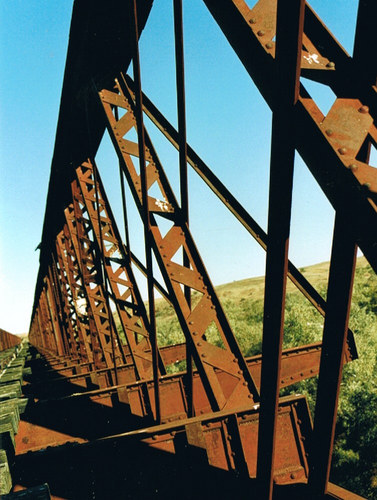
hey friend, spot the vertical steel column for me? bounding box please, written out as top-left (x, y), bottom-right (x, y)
top-left (92, 163), bottom-right (119, 384)
top-left (353, 0), bottom-right (377, 87)
top-left (256, 1), bottom-right (305, 498)
top-left (129, 0), bottom-right (160, 422)
top-left (51, 254), bottom-right (79, 359)
top-left (173, 0), bottom-right (193, 417)
top-left (308, 215), bottom-right (357, 495)
top-left (50, 257), bottom-right (71, 356)
top-left (116, 105), bottom-right (132, 263)
top-left (46, 268), bottom-right (66, 357)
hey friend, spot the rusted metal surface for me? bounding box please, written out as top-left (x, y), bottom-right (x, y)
top-left (20, 0), bottom-right (376, 498)
top-left (256, 2), bottom-right (305, 497)
top-left (0, 329), bottom-right (21, 352)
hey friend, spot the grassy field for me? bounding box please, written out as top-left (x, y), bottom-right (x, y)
top-left (154, 256), bottom-right (377, 498)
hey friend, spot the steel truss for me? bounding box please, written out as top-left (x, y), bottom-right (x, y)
top-left (26, 0), bottom-right (376, 498)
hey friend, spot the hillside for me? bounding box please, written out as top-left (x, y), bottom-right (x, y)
top-left (156, 256), bottom-right (372, 356)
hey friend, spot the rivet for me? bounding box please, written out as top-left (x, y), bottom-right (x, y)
top-left (227, 435), bottom-right (232, 441)
top-left (205, 422), bottom-right (211, 428)
top-left (363, 182), bottom-right (371, 190)
top-left (202, 353), bottom-right (207, 358)
top-left (348, 163), bottom-right (358, 171)
top-left (266, 42), bottom-right (273, 49)
top-left (197, 342), bottom-right (202, 346)
top-left (170, 273), bottom-right (174, 277)
top-left (290, 473), bottom-right (296, 480)
top-left (243, 382), bottom-right (248, 386)
top-left (189, 321), bottom-right (193, 325)
top-left (297, 419), bottom-right (302, 425)
top-left (248, 394), bottom-right (253, 399)
top-left (249, 17), bottom-right (256, 24)
top-left (233, 358), bottom-right (237, 363)
top-left (231, 451), bottom-right (236, 457)
top-left (338, 147), bottom-right (347, 155)
top-left (325, 129), bottom-right (333, 136)
top-left (242, 414), bottom-right (247, 420)
top-left (238, 370), bottom-right (242, 375)
top-left (192, 331), bottom-right (198, 336)
top-left (257, 30), bottom-right (265, 36)
top-left (326, 61), bottom-right (335, 69)
top-left (152, 435), bottom-right (158, 440)
top-left (359, 105), bottom-right (369, 114)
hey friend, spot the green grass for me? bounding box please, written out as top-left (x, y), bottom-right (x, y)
top-left (153, 256), bottom-right (377, 498)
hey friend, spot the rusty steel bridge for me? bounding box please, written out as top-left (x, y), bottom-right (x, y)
top-left (1, 0), bottom-right (376, 498)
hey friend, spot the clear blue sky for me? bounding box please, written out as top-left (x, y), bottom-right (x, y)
top-left (0, 1), bottom-right (360, 334)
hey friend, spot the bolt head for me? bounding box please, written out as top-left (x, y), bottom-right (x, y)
top-left (266, 42), bottom-right (273, 49)
top-left (359, 105), bottom-right (369, 114)
top-left (338, 147), bottom-right (347, 155)
top-left (325, 129), bottom-right (333, 136)
top-left (348, 163), bottom-right (358, 171)
top-left (249, 17), bottom-right (256, 24)
top-left (257, 30), bottom-right (265, 37)
top-left (326, 61), bottom-right (335, 69)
